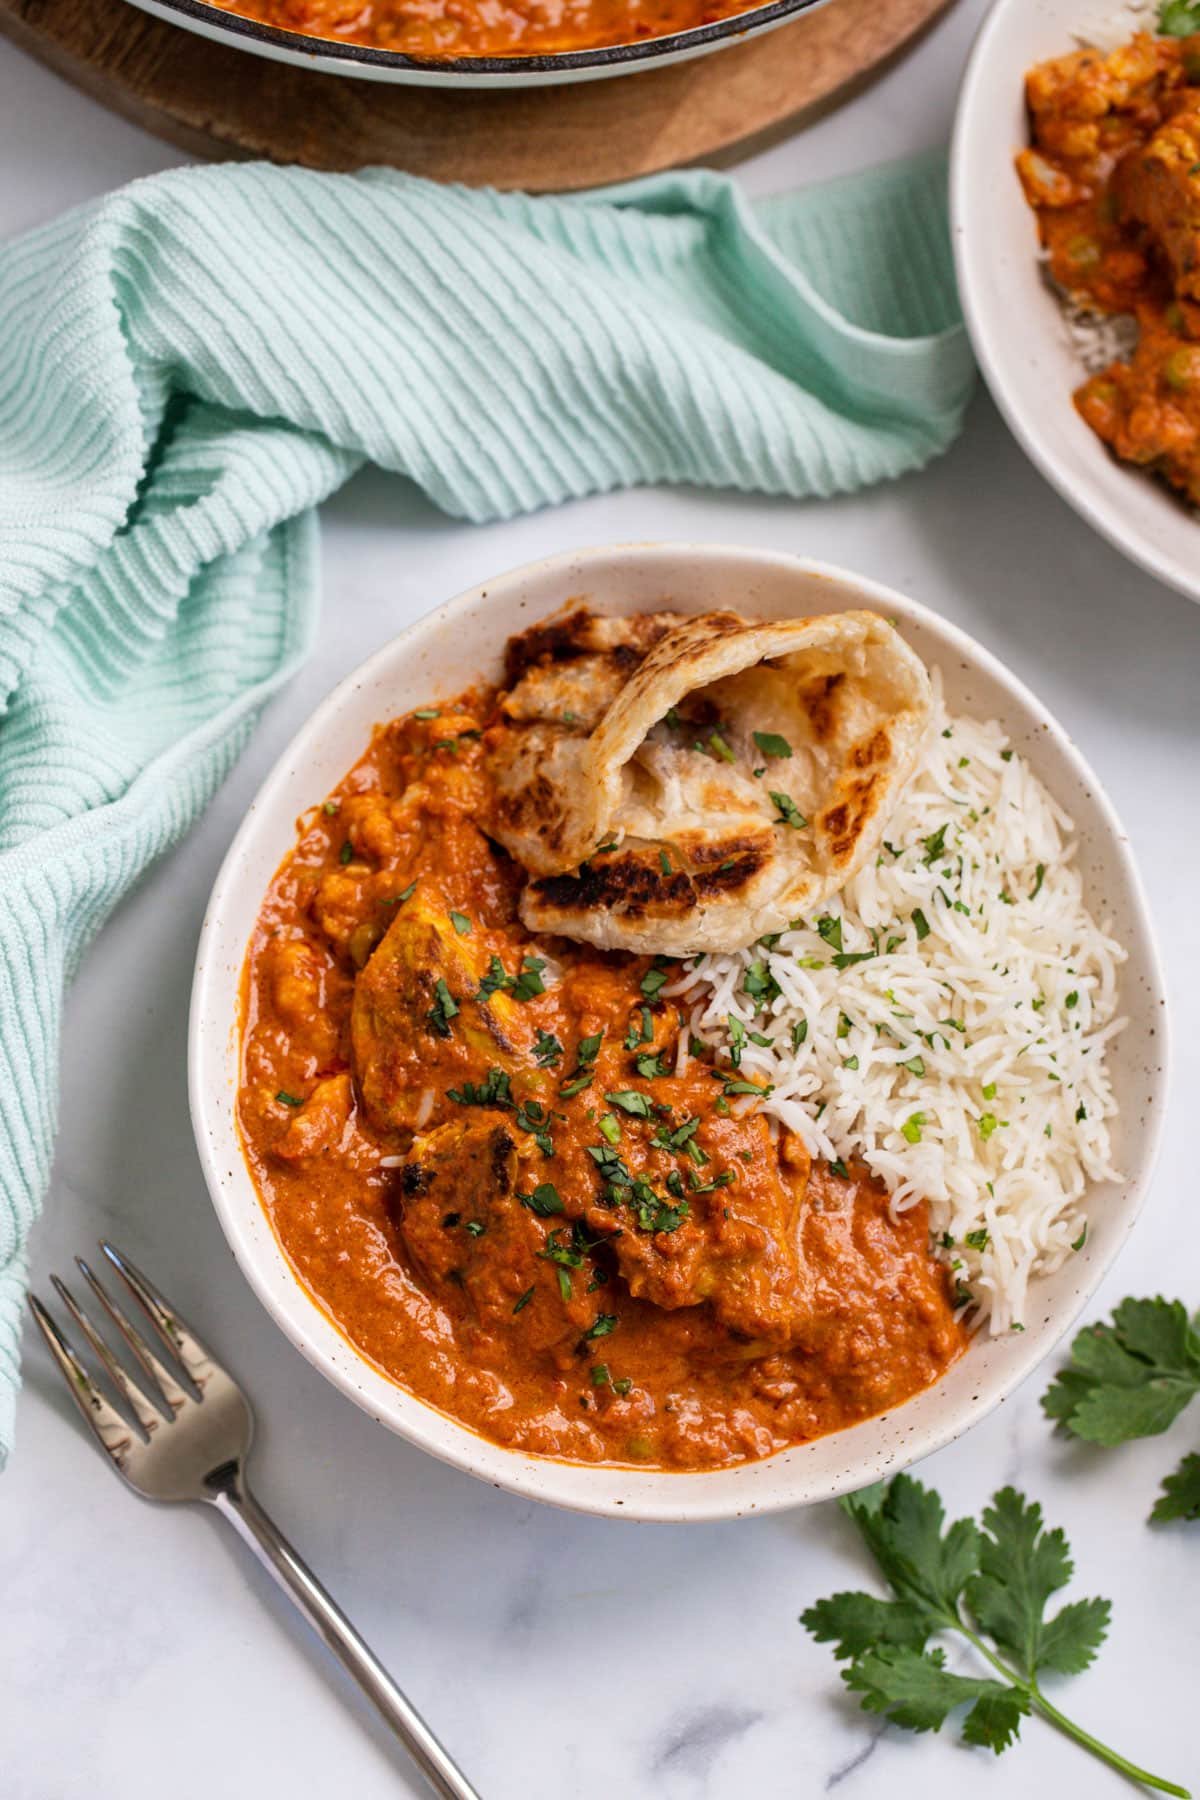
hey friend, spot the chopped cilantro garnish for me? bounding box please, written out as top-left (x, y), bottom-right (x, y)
top-left (448, 1067), bottom-right (512, 1108)
top-left (339, 841), bottom-right (354, 865)
top-left (322, 799), bottom-right (339, 816)
top-left (769, 791), bottom-right (808, 829)
top-left (559, 1072), bottom-right (593, 1099)
top-left (828, 1157), bottom-right (849, 1180)
top-left (640, 965), bottom-right (668, 1000)
top-left (978, 1112), bottom-right (1000, 1140)
top-left (584, 1313), bottom-right (618, 1341)
top-left (520, 1183), bottom-right (564, 1217)
top-left (512, 1287), bottom-right (535, 1315)
top-left (708, 730), bottom-right (735, 764)
top-left (275, 1090), bottom-right (303, 1107)
top-left (659, 850), bottom-right (672, 876)
top-left (912, 908), bottom-right (931, 941)
top-left (965, 1228), bottom-right (990, 1252)
top-left (449, 910), bottom-right (471, 935)
top-left (833, 950), bottom-right (875, 970)
top-left (901, 1113), bottom-right (924, 1143)
top-left (903, 1056), bottom-right (925, 1076)
top-left (511, 956), bottom-right (546, 1001)
top-left (816, 914), bottom-right (844, 952)
top-left (922, 823), bottom-right (949, 864)
top-left (743, 960), bottom-right (781, 1007)
top-left (606, 1090), bottom-right (652, 1118)
top-left (753, 730), bottom-right (793, 760)
top-left (635, 1052), bottom-right (671, 1079)
top-left (727, 1015), bottom-right (747, 1068)
top-left (533, 1030), bottom-right (563, 1068)
top-left (792, 1019), bottom-right (808, 1051)
top-left (1031, 863), bottom-right (1046, 899)
top-left (427, 978), bottom-right (459, 1038)
top-left (413, 708), bottom-right (440, 720)
top-left (651, 1115), bottom-right (701, 1153)
top-left (598, 1114), bottom-right (621, 1146)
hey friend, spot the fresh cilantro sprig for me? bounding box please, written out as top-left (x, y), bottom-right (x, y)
top-left (802, 1474), bottom-right (1188, 1795)
top-left (1160, 0), bottom-right (1200, 35)
top-left (1042, 1296), bottom-right (1200, 1524)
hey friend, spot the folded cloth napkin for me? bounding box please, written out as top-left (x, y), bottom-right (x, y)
top-left (0, 152), bottom-right (972, 1460)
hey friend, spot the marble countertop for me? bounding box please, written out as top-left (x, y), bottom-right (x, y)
top-left (2, 7), bottom-right (1198, 1797)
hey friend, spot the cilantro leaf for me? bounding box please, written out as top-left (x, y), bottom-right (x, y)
top-left (841, 1475), bottom-right (980, 1620)
top-left (966, 1488), bottom-right (1109, 1680)
top-left (1042, 1297), bottom-right (1200, 1446)
top-left (800, 1591), bottom-right (931, 1660)
top-left (843, 1645), bottom-right (1023, 1738)
top-left (1151, 1451), bottom-right (1200, 1524)
top-left (960, 1689), bottom-right (1032, 1754)
top-left (1160, 0), bottom-right (1200, 34)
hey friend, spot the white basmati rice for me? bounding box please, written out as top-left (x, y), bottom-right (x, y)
top-left (667, 669), bottom-right (1126, 1335)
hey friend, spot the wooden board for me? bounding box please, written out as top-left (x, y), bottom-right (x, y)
top-left (0, 0), bottom-right (953, 189)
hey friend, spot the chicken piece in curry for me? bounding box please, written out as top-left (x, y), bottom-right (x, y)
top-left (1017, 30), bottom-right (1200, 506)
top-left (239, 690), bottom-right (964, 1472)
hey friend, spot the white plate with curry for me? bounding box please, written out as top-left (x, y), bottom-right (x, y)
top-left (189, 543), bottom-right (1168, 1520)
top-left (951, 0), bottom-right (1200, 607)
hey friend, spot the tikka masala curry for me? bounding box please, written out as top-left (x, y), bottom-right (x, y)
top-left (1018, 30), bottom-right (1200, 506)
top-left (213, 0), bottom-right (754, 59)
top-left (239, 672), bottom-right (964, 1473)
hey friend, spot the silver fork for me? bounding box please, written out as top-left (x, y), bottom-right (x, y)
top-left (30, 1242), bottom-right (481, 1800)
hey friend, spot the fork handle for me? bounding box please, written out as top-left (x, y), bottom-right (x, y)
top-left (211, 1480), bottom-right (481, 1800)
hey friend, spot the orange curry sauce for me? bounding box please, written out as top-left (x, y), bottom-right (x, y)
top-left (1018, 31), bottom-right (1200, 506)
top-left (238, 693), bottom-right (965, 1472)
top-left (213, 0), bottom-right (753, 57)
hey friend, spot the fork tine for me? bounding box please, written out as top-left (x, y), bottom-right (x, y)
top-left (28, 1294), bottom-right (137, 1468)
top-left (76, 1257), bottom-right (189, 1416)
top-left (100, 1241), bottom-right (217, 1394)
top-left (51, 1274), bottom-right (163, 1437)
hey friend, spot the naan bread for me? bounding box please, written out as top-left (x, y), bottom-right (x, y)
top-left (485, 607), bottom-right (931, 956)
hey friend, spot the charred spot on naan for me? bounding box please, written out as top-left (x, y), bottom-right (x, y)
top-left (801, 671), bottom-right (846, 743)
top-left (818, 728), bottom-right (895, 864)
top-left (525, 835), bottom-right (770, 926)
top-left (502, 606), bottom-right (676, 695)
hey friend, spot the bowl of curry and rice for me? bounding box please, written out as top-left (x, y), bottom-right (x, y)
top-left (188, 542), bottom-right (1167, 1520)
top-left (952, 0), bottom-right (1200, 608)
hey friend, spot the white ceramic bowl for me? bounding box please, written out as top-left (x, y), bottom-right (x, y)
top-left (951, 0), bottom-right (1200, 608)
top-left (125, 0), bottom-right (823, 85)
top-left (189, 543), bottom-right (1169, 1521)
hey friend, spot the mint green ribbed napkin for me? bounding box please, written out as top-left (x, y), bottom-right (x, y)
top-left (0, 153), bottom-right (971, 1460)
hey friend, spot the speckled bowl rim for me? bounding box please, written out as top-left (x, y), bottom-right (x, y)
top-left (188, 543), bottom-right (1170, 1521)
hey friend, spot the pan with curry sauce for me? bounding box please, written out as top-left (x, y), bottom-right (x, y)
top-left (238, 692), bottom-right (965, 1472)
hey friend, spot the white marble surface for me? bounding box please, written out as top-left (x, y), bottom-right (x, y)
top-left (2, 8), bottom-right (1199, 1798)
